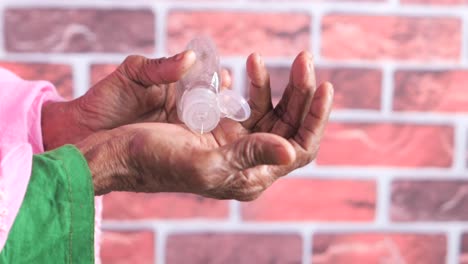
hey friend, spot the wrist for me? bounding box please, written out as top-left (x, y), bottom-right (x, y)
top-left (41, 100), bottom-right (94, 151)
top-left (75, 127), bottom-right (135, 195)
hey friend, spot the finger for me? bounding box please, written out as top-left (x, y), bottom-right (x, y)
top-left (257, 83), bottom-right (334, 182)
top-left (220, 68), bottom-right (232, 90)
top-left (218, 133), bottom-right (296, 171)
top-left (117, 50), bottom-right (196, 87)
top-left (293, 82), bottom-right (334, 151)
top-left (242, 53), bottom-right (273, 130)
top-left (270, 51), bottom-right (316, 138)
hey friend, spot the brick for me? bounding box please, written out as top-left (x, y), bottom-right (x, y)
top-left (90, 64), bottom-right (118, 86)
top-left (391, 180), bottom-right (468, 221)
top-left (166, 233), bottom-right (302, 264)
top-left (5, 9), bottom-right (155, 53)
top-left (402, 0), bottom-right (468, 4)
top-left (103, 192), bottom-right (228, 220)
top-left (461, 234), bottom-right (468, 264)
top-left (322, 15), bottom-right (461, 61)
top-left (101, 231), bottom-right (154, 264)
top-left (0, 62), bottom-right (73, 99)
top-left (312, 233), bottom-right (446, 264)
top-left (394, 70), bottom-right (468, 112)
top-left (263, 66), bottom-right (381, 109)
top-left (242, 178), bottom-right (376, 221)
top-left (167, 11), bottom-right (311, 57)
top-left (317, 123), bottom-right (454, 167)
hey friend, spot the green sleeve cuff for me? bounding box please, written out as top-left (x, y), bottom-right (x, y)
top-left (0, 145), bottom-right (95, 264)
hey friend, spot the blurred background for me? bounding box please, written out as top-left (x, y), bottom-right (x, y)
top-left (2, 0), bottom-right (468, 263)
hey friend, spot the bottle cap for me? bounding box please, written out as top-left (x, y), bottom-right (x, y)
top-left (181, 88), bottom-right (220, 133)
top-left (217, 90), bottom-right (251, 122)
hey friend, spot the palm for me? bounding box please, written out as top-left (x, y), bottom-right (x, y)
top-left (130, 121), bottom-right (268, 199)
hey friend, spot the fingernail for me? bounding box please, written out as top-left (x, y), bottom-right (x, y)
top-left (174, 51), bottom-right (185, 61)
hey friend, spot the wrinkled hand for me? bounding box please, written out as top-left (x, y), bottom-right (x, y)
top-left (77, 51), bottom-right (334, 201)
top-left (41, 51), bottom-right (232, 150)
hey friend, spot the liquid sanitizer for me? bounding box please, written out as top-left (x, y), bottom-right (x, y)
top-left (176, 37), bottom-right (251, 134)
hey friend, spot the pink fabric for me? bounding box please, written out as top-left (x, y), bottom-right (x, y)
top-left (0, 67), bottom-right (102, 262)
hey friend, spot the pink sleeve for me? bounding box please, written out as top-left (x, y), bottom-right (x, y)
top-left (0, 68), bottom-right (61, 251)
top-left (0, 67), bottom-right (103, 262)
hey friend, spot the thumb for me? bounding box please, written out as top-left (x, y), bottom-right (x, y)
top-left (117, 50), bottom-right (196, 87)
top-left (220, 133), bottom-right (296, 171)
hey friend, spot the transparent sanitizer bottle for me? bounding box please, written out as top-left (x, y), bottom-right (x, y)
top-left (176, 37), bottom-right (251, 134)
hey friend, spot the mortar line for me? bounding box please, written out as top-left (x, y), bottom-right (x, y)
top-left (102, 221), bottom-right (468, 233)
top-left (289, 167), bottom-right (466, 178)
top-left (72, 58), bottom-right (90, 98)
top-left (453, 122), bottom-right (467, 172)
top-left (232, 59), bottom-right (246, 95)
top-left (447, 229), bottom-right (461, 264)
top-left (330, 111), bottom-right (467, 124)
top-left (381, 63), bottom-right (395, 115)
top-left (375, 175), bottom-right (392, 225)
top-left (311, 7), bottom-right (321, 61)
top-left (461, 11), bottom-right (468, 66)
top-left (4, 1), bottom-right (468, 16)
top-left (154, 2), bottom-right (167, 57)
top-left (156, 225), bottom-right (167, 264)
top-left (389, 0), bottom-right (400, 7)
top-left (229, 200), bottom-right (242, 223)
top-left (302, 231), bottom-right (312, 264)
top-left (2, 52), bottom-right (467, 69)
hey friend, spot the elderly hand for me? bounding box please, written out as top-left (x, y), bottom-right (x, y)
top-left (41, 51), bottom-right (232, 150)
top-left (76, 51), bottom-right (334, 200)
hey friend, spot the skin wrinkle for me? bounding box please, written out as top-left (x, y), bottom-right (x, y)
top-left (213, 122), bottom-right (231, 146)
top-left (281, 85), bottom-right (314, 127)
top-left (123, 55), bottom-right (159, 87)
top-left (137, 87), bottom-right (168, 122)
top-left (78, 131), bottom-right (132, 195)
top-left (205, 154), bottom-right (234, 191)
top-left (75, 90), bottom-right (106, 129)
top-left (298, 86), bottom-right (333, 150)
top-left (242, 105), bottom-right (265, 130)
top-left (145, 58), bottom-right (171, 84)
top-left (301, 120), bottom-right (324, 149)
top-left (126, 79), bottom-right (147, 115)
top-left (217, 171), bottom-right (251, 201)
top-left (251, 111), bottom-right (275, 133)
top-left (108, 135), bottom-right (136, 192)
top-left (239, 137), bottom-right (255, 169)
top-left (128, 132), bottom-right (159, 192)
top-left (79, 72), bottom-right (135, 130)
top-left (163, 89), bottom-right (176, 122)
top-left (272, 118), bottom-right (299, 139)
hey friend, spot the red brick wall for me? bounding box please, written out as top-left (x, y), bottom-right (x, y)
top-left (3, 0), bottom-right (468, 263)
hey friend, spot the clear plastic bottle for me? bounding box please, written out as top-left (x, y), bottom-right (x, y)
top-left (176, 37), bottom-right (251, 134)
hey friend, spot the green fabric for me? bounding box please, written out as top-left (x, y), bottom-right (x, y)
top-left (0, 145), bottom-right (95, 264)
